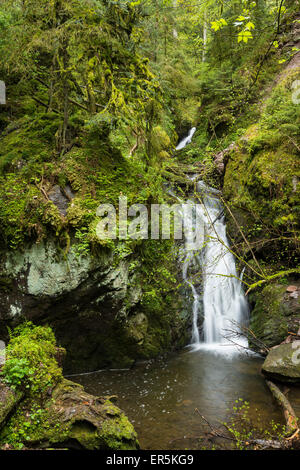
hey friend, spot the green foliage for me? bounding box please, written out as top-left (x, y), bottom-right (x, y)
top-left (2, 358), bottom-right (33, 390)
top-left (2, 323), bottom-right (63, 396)
top-left (223, 399), bottom-right (287, 450)
top-left (0, 400), bottom-right (64, 449)
top-left (223, 67), bottom-right (300, 269)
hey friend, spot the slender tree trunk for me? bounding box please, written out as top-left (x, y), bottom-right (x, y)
top-left (202, 11), bottom-right (208, 63)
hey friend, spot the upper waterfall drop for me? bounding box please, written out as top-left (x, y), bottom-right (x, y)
top-left (176, 127), bottom-right (196, 150)
top-left (176, 128), bottom-right (249, 354)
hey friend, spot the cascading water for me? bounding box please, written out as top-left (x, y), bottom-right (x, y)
top-left (195, 182), bottom-right (249, 349)
top-left (176, 127), bottom-right (196, 150)
top-left (176, 130), bottom-right (249, 353)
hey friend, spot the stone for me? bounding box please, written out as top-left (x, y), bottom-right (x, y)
top-left (262, 341), bottom-right (300, 383)
top-left (213, 143), bottom-right (237, 175)
top-left (249, 283), bottom-right (300, 350)
top-left (0, 382), bottom-right (23, 426)
top-left (286, 285), bottom-right (298, 293)
top-left (0, 379), bottom-right (139, 450)
top-left (48, 185), bottom-right (75, 216)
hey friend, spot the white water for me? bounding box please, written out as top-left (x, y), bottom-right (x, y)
top-left (177, 130), bottom-right (249, 354)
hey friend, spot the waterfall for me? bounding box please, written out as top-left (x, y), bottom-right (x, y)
top-left (176, 129), bottom-right (249, 353)
top-left (176, 127), bottom-right (196, 150)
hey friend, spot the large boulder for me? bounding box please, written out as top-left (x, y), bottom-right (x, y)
top-left (0, 323), bottom-right (139, 450)
top-left (262, 341), bottom-right (300, 383)
top-left (0, 378), bottom-right (139, 450)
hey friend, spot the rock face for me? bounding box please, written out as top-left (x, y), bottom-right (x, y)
top-left (0, 240), bottom-right (188, 373)
top-left (213, 143), bottom-right (237, 175)
top-left (262, 341), bottom-right (300, 383)
top-left (222, 56), bottom-right (300, 356)
top-left (250, 283), bottom-right (300, 350)
top-left (0, 379), bottom-right (139, 450)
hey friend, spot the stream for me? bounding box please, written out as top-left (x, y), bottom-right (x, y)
top-left (72, 129), bottom-right (300, 450)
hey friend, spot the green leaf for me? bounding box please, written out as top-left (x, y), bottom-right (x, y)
top-left (245, 22), bottom-right (255, 30)
top-left (238, 30), bottom-right (253, 43)
top-left (211, 18), bottom-right (227, 32)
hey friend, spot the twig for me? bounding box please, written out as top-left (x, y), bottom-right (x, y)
top-left (221, 196), bottom-right (266, 278)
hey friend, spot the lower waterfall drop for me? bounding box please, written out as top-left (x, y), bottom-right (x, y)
top-left (197, 182), bottom-right (249, 350)
top-left (177, 129), bottom-right (249, 353)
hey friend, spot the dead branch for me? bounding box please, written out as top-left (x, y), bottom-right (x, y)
top-left (223, 319), bottom-right (270, 355)
top-left (34, 183), bottom-right (49, 201)
top-left (32, 96), bottom-right (60, 114)
top-left (195, 409), bottom-right (235, 442)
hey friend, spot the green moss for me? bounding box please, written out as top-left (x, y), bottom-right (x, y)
top-left (68, 420), bottom-right (100, 450)
top-left (0, 326), bottom-right (139, 450)
top-left (0, 113), bottom-right (61, 174)
top-left (0, 114), bottom-right (173, 252)
top-left (0, 385), bottom-right (23, 428)
top-left (223, 69), bottom-right (300, 269)
top-left (100, 412), bottom-right (139, 450)
top-left (0, 399), bottom-right (69, 449)
top-left (250, 283), bottom-right (300, 349)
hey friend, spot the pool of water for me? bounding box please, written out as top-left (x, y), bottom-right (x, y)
top-left (71, 347), bottom-right (300, 450)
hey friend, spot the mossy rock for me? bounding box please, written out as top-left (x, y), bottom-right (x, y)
top-left (262, 341), bottom-right (300, 383)
top-left (0, 382), bottom-right (23, 428)
top-left (0, 379), bottom-right (139, 450)
top-left (223, 68), bottom-right (300, 268)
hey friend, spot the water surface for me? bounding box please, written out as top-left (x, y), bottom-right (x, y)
top-left (71, 347), bottom-right (300, 450)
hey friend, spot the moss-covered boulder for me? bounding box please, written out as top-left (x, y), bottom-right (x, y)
top-left (0, 379), bottom-right (139, 450)
top-left (250, 283), bottom-right (300, 350)
top-left (262, 341), bottom-right (300, 383)
top-left (0, 323), bottom-right (139, 450)
top-left (0, 382), bottom-right (23, 428)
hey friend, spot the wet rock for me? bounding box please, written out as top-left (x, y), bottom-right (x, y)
top-left (125, 313), bottom-right (148, 346)
top-left (0, 241), bottom-right (142, 372)
top-left (262, 341), bottom-right (300, 383)
top-left (213, 143), bottom-right (237, 175)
